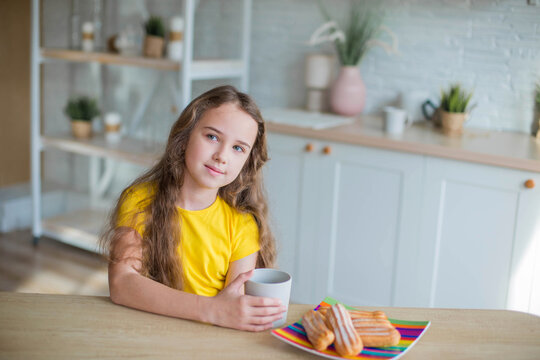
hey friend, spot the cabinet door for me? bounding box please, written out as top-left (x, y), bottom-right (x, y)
top-left (264, 133), bottom-right (321, 303)
top-left (311, 142), bottom-right (424, 307)
top-left (416, 157), bottom-right (540, 311)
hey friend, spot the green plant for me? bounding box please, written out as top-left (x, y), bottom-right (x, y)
top-left (64, 96), bottom-right (100, 122)
top-left (316, 1), bottom-right (382, 66)
top-left (440, 84), bottom-right (474, 113)
top-left (535, 83), bottom-right (540, 109)
top-left (144, 16), bottom-right (165, 38)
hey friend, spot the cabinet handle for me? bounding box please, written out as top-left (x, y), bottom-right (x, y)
top-left (305, 143), bottom-right (314, 152)
top-left (323, 145), bottom-right (332, 155)
top-left (525, 179), bottom-right (535, 189)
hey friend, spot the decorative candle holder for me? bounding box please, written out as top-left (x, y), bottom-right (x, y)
top-left (81, 22), bottom-right (94, 52)
top-left (167, 16), bottom-right (184, 61)
top-left (104, 112), bottom-right (122, 144)
top-left (305, 54), bottom-right (334, 112)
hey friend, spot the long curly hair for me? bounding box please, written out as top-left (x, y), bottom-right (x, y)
top-left (99, 85), bottom-right (276, 290)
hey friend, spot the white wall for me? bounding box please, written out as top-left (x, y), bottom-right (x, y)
top-left (40, 0), bottom-right (540, 191)
top-left (249, 0), bottom-right (540, 133)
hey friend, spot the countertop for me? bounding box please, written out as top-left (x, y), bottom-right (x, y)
top-left (1, 292), bottom-right (539, 359)
top-left (266, 114), bottom-right (540, 173)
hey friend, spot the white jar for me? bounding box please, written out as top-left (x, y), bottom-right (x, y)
top-left (104, 112), bottom-right (122, 144)
top-left (167, 16), bottom-right (184, 61)
top-left (81, 22), bottom-right (94, 52)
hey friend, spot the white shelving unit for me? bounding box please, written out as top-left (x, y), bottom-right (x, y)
top-left (31, 0), bottom-right (253, 252)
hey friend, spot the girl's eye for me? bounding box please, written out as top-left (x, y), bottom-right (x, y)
top-left (233, 145), bottom-right (245, 153)
top-left (207, 134), bottom-right (218, 141)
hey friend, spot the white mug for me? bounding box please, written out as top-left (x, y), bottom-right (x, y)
top-left (245, 269), bottom-right (292, 328)
top-left (383, 106), bottom-right (409, 135)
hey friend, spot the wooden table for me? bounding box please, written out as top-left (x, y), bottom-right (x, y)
top-left (1, 292), bottom-right (539, 359)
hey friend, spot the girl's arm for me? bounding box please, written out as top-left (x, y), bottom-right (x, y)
top-left (108, 228), bottom-right (285, 331)
top-left (224, 251), bottom-right (258, 289)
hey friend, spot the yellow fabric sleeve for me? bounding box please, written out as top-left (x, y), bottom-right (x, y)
top-left (116, 184), bottom-right (153, 237)
top-left (230, 213), bottom-right (260, 262)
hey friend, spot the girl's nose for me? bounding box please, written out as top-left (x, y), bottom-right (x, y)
top-left (212, 149), bottom-right (226, 164)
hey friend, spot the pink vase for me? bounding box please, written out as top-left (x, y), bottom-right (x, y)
top-left (330, 66), bottom-right (366, 116)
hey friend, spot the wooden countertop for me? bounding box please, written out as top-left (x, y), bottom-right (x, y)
top-left (266, 115), bottom-right (540, 173)
top-left (1, 292), bottom-right (539, 359)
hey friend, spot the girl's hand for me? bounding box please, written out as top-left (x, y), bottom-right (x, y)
top-left (206, 270), bottom-right (287, 332)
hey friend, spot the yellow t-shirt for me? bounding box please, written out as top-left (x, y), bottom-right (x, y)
top-left (116, 183), bottom-right (260, 296)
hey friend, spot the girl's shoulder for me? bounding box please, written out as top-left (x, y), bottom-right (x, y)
top-left (121, 182), bottom-right (156, 205)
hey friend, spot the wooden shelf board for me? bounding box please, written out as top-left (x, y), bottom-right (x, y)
top-left (41, 48), bottom-right (246, 78)
top-left (41, 48), bottom-right (180, 71)
top-left (41, 133), bottom-right (163, 167)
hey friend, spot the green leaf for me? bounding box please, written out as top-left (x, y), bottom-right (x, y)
top-left (440, 83), bottom-right (473, 113)
top-left (145, 15), bottom-right (165, 38)
top-left (536, 83), bottom-right (540, 109)
top-left (317, 1), bottom-right (382, 66)
top-left (64, 96), bottom-right (100, 121)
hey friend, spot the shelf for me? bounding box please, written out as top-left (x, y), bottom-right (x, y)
top-left (41, 133), bottom-right (164, 167)
top-left (41, 48), bottom-right (245, 78)
top-left (32, 0), bottom-right (252, 253)
top-left (42, 208), bottom-right (107, 253)
top-left (41, 48), bottom-right (180, 71)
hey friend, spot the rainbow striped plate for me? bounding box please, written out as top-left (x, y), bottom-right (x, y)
top-left (271, 297), bottom-right (430, 360)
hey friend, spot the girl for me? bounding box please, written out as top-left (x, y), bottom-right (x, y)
top-left (99, 85), bottom-right (285, 332)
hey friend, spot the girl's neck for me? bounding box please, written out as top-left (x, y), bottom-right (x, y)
top-left (176, 187), bottom-right (218, 211)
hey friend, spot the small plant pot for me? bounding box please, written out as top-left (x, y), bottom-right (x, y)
top-left (536, 115), bottom-right (540, 141)
top-left (143, 35), bottom-right (164, 58)
top-left (71, 120), bottom-right (92, 139)
top-left (440, 110), bottom-right (467, 136)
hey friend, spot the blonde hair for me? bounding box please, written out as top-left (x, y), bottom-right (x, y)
top-left (100, 85), bottom-right (276, 289)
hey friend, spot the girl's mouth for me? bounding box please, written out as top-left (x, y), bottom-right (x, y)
top-left (205, 165), bottom-right (224, 175)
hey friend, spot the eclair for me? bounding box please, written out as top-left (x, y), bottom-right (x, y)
top-left (353, 325), bottom-right (401, 348)
top-left (320, 307), bottom-right (401, 348)
top-left (325, 304), bottom-right (364, 356)
top-left (302, 310), bottom-right (335, 351)
top-left (349, 310), bottom-right (401, 347)
top-left (349, 309), bottom-right (388, 320)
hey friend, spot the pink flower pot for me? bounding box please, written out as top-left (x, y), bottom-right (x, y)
top-left (330, 66), bottom-right (366, 116)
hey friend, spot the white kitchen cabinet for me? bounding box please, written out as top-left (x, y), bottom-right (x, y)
top-left (263, 135), bottom-right (312, 303)
top-left (265, 133), bottom-right (424, 305)
top-left (313, 141), bottom-right (425, 307)
top-left (266, 132), bottom-right (540, 314)
top-left (409, 157), bottom-right (540, 313)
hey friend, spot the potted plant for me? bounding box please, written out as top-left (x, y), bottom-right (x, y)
top-left (438, 84), bottom-right (474, 136)
top-left (535, 83), bottom-right (540, 140)
top-left (536, 83), bottom-right (540, 109)
top-left (308, 2), bottom-right (397, 116)
top-left (64, 96), bottom-right (100, 139)
top-left (143, 16), bottom-right (165, 58)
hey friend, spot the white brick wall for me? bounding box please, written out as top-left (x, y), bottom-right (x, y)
top-left (39, 0), bottom-right (540, 191)
top-left (250, 0), bottom-right (540, 133)
top-left (42, 0), bottom-right (540, 134)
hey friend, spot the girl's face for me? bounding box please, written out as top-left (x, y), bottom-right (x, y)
top-left (183, 103), bottom-right (258, 193)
